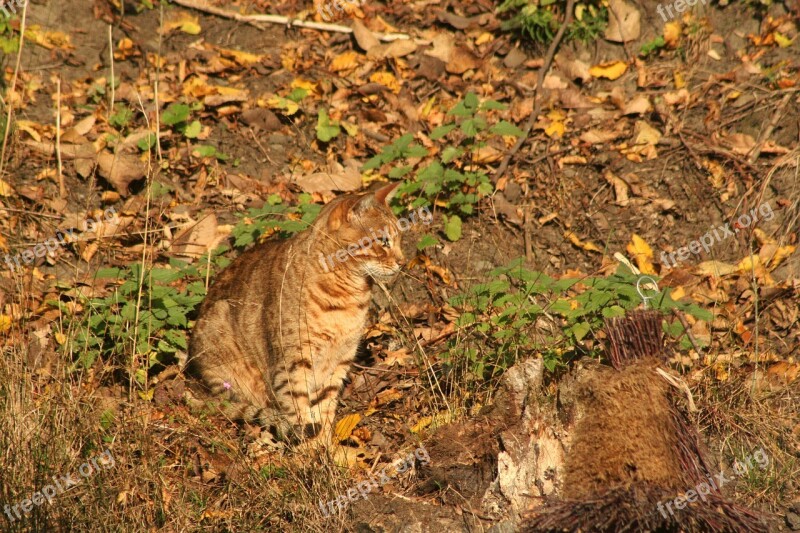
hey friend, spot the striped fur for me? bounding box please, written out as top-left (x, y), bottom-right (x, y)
top-left (187, 183), bottom-right (403, 446)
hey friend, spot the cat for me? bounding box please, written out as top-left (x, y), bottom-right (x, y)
top-left (187, 182), bottom-right (404, 448)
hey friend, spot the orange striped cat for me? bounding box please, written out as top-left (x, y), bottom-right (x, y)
top-left (187, 182), bottom-right (403, 448)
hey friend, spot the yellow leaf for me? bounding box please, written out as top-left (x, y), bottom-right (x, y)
top-left (475, 32), bottom-right (493, 45)
top-left (564, 230), bottom-right (603, 253)
top-left (16, 120), bottom-right (42, 142)
top-left (25, 26), bottom-right (73, 50)
top-left (164, 11), bottom-right (201, 35)
top-left (0, 315), bottom-right (11, 333)
top-left (218, 47), bottom-right (263, 65)
top-left (330, 51), bottom-right (360, 72)
top-left (369, 71), bottom-right (401, 93)
top-left (663, 21), bottom-right (681, 48)
top-left (291, 78), bottom-right (318, 92)
top-left (695, 260), bottom-right (738, 278)
top-left (55, 332), bottom-right (66, 345)
top-left (0, 179), bottom-right (15, 197)
top-left (766, 245), bottom-right (796, 269)
top-left (589, 60), bottom-right (628, 80)
top-left (544, 121), bottom-right (565, 138)
top-left (626, 234), bottom-right (657, 275)
top-left (673, 70), bottom-right (685, 89)
top-left (774, 32), bottom-right (793, 48)
top-left (334, 413), bottom-right (362, 442)
top-left (262, 96), bottom-right (299, 116)
top-left (736, 254), bottom-right (761, 273)
top-left (411, 416), bottom-right (432, 434)
top-left (138, 388), bottom-right (155, 402)
top-left (670, 285), bottom-right (686, 300)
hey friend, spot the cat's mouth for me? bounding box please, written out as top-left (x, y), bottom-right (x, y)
top-left (364, 261), bottom-right (402, 280)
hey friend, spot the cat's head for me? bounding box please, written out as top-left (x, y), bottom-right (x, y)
top-left (317, 182), bottom-right (405, 280)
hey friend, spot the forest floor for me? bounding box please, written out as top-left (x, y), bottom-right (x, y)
top-left (0, 0), bottom-right (798, 531)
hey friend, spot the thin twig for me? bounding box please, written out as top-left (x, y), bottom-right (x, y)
top-left (170, 0), bottom-right (413, 42)
top-left (0, 2), bottom-right (28, 178)
top-left (492, 0), bottom-right (576, 183)
top-left (56, 77), bottom-right (65, 198)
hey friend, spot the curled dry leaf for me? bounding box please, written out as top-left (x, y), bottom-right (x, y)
top-left (352, 19), bottom-right (380, 52)
top-left (97, 151), bottom-right (147, 196)
top-left (589, 61), bottom-right (628, 80)
top-left (294, 159), bottom-right (362, 193)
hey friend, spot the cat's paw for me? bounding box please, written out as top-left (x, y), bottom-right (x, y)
top-left (246, 430), bottom-right (286, 459)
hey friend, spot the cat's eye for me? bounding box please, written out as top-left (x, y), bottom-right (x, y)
top-left (378, 236), bottom-right (391, 247)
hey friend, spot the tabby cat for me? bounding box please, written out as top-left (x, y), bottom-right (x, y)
top-left (187, 182), bottom-right (403, 447)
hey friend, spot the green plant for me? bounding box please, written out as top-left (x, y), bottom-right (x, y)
top-left (446, 259), bottom-right (712, 385)
top-left (364, 93), bottom-right (523, 241)
top-left (109, 104), bottom-right (134, 130)
top-left (640, 36), bottom-right (666, 57)
top-left (0, 9), bottom-right (20, 55)
top-left (496, 0), bottom-right (608, 44)
top-left (230, 193), bottom-right (322, 248)
top-left (65, 255), bottom-right (221, 379)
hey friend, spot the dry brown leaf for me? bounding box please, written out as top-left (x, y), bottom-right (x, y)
top-left (605, 0), bottom-right (641, 43)
top-left (170, 215), bottom-right (230, 258)
top-left (446, 47), bottom-right (481, 74)
top-left (295, 160), bottom-right (362, 193)
top-left (352, 19), bottom-right (380, 51)
top-left (97, 151), bottom-right (147, 196)
top-left (604, 171), bottom-right (630, 206)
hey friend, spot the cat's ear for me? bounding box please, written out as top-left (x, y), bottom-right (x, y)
top-left (374, 181), bottom-right (402, 206)
top-left (326, 197), bottom-right (358, 231)
top-left (347, 181), bottom-right (402, 221)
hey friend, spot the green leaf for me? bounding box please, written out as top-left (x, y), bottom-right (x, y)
top-left (287, 87), bottom-right (309, 102)
top-left (480, 99), bottom-right (507, 111)
top-left (430, 124), bottom-right (456, 140)
top-left (491, 121), bottom-right (525, 137)
top-left (443, 214), bottom-right (462, 241)
top-left (162, 103), bottom-right (190, 126)
top-left (416, 234), bottom-right (439, 250)
top-left (316, 108), bottom-right (341, 142)
top-left (184, 120), bottom-right (202, 139)
top-left (137, 133), bottom-right (157, 151)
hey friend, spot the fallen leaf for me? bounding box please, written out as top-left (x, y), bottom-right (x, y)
top-left (695, 260), bottom-right (739, 278)
top-left (97, 151), bottom-right (147, 196)
top-left (664, 21), bottom-right (681, 48)
top-left (605, 0), bottom-right (641, 43)
top-left (0, 179), bottom-right (15, 197)
top-left (294, 160), bottom-right (362, 193)
top-left (446, 47), bottom-right (481, 74)
top-left (605, 170), bottom-right (630, 206)
top-left (352, 19), bottom-right (380, 51)
top-left (163, 11), bottom-right (201, 35)
top-left (330, 51), bottom-right (360, 72)
top-left (564, 230), bottom-right (603, 253)
top-left (626, 234), bottom-right (657, 275)
top-left (334, 413), bottom-right (362, 442)
top-left (589, 61), bottom-right (628, 80)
